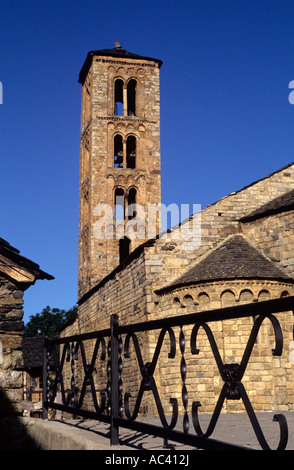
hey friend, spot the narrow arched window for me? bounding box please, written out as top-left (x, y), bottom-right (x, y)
top-left (114, 134), bottom-right (123, 168)
top-left (127, 188), bottom-right (137, 220)
top-left (127, 79), bottom-right (136, 116)
top-left (126, 135), bottom-right (136, 169)
top-left (114, 188), bottom-right (125, 220)
top-left (119, 236), bottom-right (131, 263)
top-left (114, 79), bottom-right (124, 115)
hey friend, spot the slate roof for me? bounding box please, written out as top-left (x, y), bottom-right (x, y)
top-left (240, 189), bottom-right (294, 222)
top-left (157, 235), bottom-right (293, 293)
top-left (79, 46), bottom-right (163, 84)
top-left (0, 237), bottom-right (54, 282)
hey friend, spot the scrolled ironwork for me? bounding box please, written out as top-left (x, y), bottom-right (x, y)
top-left (43, 296), bottom-right (294, 450)
top-left (236, 313), bottom-right (283, 382)
top-left (69, 337), bottom-right (107, 413)
top-left (46, 335), bottom-right (108, 414)
top-left (123, 328), bottom-right (178, 429)
top-left (46, 342), bottom-right (70, 404)
top-left (189, 314), bottom-right (288, 450)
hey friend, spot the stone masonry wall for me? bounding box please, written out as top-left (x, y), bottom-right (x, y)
top-left (77, 249), bottom-right (148, 333)
top-left (242, 210), bottom-right (294, 278)
top-left (0, 278), bottom-right (24, 417)
top-left (143, 164), bottom-right (294, 302)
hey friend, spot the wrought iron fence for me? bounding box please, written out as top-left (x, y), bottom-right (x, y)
top-left (42, 296), bottom-right (294, 450)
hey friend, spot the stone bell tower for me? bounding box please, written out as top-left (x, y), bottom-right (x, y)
top-left (78, 43), bottom-right (163, 299)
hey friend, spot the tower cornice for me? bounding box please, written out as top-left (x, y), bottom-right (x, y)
top-left (79, 47), bottom-right (163, 85)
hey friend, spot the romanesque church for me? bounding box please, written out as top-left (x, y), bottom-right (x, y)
top-left (63, 44), bottom-right (294, 413)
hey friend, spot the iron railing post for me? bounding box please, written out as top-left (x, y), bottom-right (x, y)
top-left (42, 334), bottom-right (48, 420)
top-left (110, 314), bottom-right (119, 445)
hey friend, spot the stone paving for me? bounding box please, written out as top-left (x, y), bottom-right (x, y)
top-left (60, 411), bottom-right (294, 451)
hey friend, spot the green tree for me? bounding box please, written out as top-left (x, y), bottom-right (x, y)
top-left (23, 305), bottom-right (77, 337)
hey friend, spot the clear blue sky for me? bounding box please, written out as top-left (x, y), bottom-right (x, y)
top-left (1, 0), bottom-right (294, 324)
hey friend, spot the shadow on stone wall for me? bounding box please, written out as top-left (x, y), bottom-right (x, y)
top-left (0, 390), bottom-right (40, 450)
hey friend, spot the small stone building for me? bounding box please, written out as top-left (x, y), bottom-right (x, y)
top-left (0, 238), bottom-right (53, 418)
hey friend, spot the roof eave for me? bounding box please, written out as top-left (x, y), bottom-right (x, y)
top-left (155, 276), bottom-right (294, 295)
top-left (78, 49), bottom-right (163, 85)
